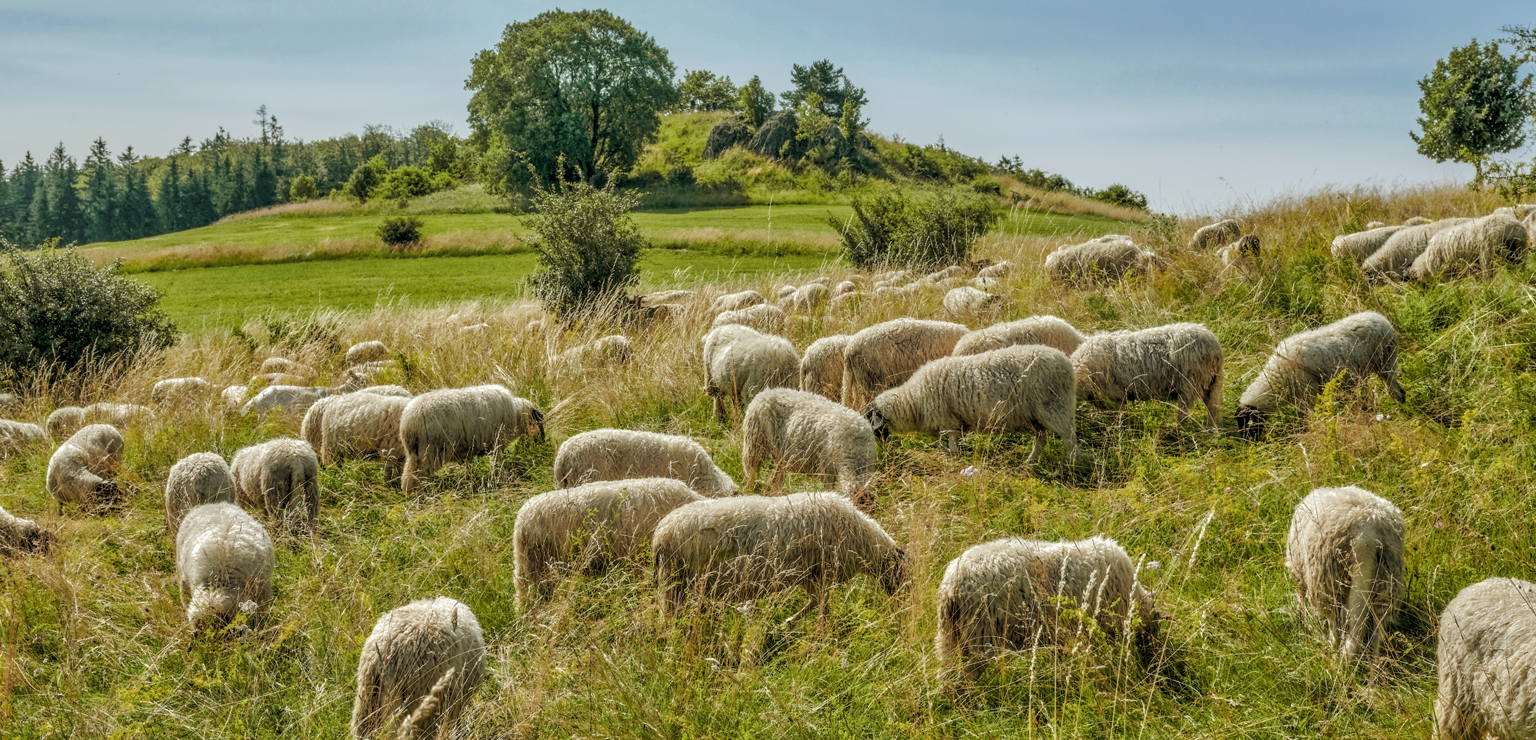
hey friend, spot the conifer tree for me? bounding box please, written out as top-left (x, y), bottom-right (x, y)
top-left (114, 147), bottom-right (158, 239)
top-left (41, 144), bottom-right (85, 245)
top-left (83, 138), bottom-right (117, 243)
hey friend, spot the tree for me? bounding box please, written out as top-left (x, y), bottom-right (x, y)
top-left (83, 139), bottom-right (116, 243)
top-left (1411, 39), bottom-right (1535, 179)
top-left (466, 9), bottom-right (677, 184)
top-left (289, 174), bottom-right (318, 202)
top-left (737, 75), bottom-right (774, 129)
top-left (780, 60), bottom-right (867, 118)
top-left (114, 148), bottom-right (158, 240)
top-left (677, 70), bottom-right (737, 112)
top-left (1503, 24), bottom-right (1536, 58)
top-left (35, 144), bottom-right (85, 246)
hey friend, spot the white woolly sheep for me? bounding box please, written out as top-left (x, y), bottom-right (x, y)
top-left (1361, 218), bottom-right (1470, 281)
top-left (251, 372), bottom-right (311, 387)
top-left (1045, 236), bottom-right (1160, 284)
top-left (1331, 225), bottom-right (1406, 263)
top-left (0, 393), bottom-right (17, 412)
top-left (231, 438), bottom-right (320, 531)
top-left (46, 424), bottom-right (124, 512)
top-left (399, 385), bottom-right (544, 495)
top-left (319, 392), bottom-right (410, 482)
top-left (778, 283), bottom-right (829, 313)
top-left (551, 334), bottom-right (633, 376)
top-left (972, 276), bottom-right (999, 289)
top-left (1189, 219), bottom-right (1241, 249)
top-left (866, 344), bottom-right (1078, 464)
top-left (712, 303), bottom-right (787, 333)
top-left (0, 419), bottom-right (48, 455)
top-left (936, 536), bottom-right (1161, 681)
top-left (652, 492), bottom-right (908, 626)
top-left (46, 407), bottom-right (85, 438)
top-left (300, 395), bottom-right (343, 453)
top-left (800, 334), bottom-right (852, 402)
top-left (241, 385), bottom-right (332, 416)
top-left (953, 316), bottom-right (1085, 357)
top-left (175, 502), bottom-right (274, 635)
top-left (1217, 234), bottom-right (1261, 276)
top-left (1365, 221), bottom-right (1385, 229)
top-left (1408, 212), bottom-right (1528, 282)
top-left (977, 261), bottom-right (1013, 279)
top-left (709, 290), bottom-right (766, 314)
top-left (1070, 322), bottom-right (1224, 429)
top-left (351, 596), bottom-right (485, 740)
top-left (1435, 577), bottom-right (1536, 740)
top-left (359, 385), bottom-right (412, 398)
top-left (1403, 216), bottom-right (1431, 226)
top-left (1, 505), bottom-right (54, 556)
top-left (48, 402), bottom-right (154, 438)
top-left (1492, 204), bottom-right (1536, 220)
top-left (742, 388), bottom-right (876, 504)
top-left (702, 324), bottom-right (799, 421)
top-left (151, 377), bottom-right (213, 406)
top-left (776, 284), bottom-right (797, 299)
top-left (841, 318), bottom-right (970, 411)
top-left (552, 428), bottom-right (738, 495)
top-left (514, 478), bottom-right (706, 607)
top-left (1285, 486), bottom-right (1404, 661)
top-left (833, 280), bottom-right (858, 296)
top-left (222, 385), bottom-right (249, 411)
top-left (1236, 311), bottom-right (1405, 434)
top-left (164, 452), bottom-right (237, 539)
top-left (346, 340), bottom-right (391, 366)
top-left (641, 289), bottom-right (698, 306)
top-left (943, 286), bottom-right (998, 317)
top-left (259, 357), bottom-right (315, 377)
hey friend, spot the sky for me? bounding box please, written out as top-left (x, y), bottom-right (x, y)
top-left (1, 0), bottom-right (1531, 213)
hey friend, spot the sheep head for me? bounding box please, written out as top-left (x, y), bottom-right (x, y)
top-left (863, 406), bottom-right (890, 441)
top-left (880, 547), bottom-right (910, 596)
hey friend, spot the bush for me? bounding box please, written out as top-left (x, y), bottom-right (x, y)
top-left (373, 166), bottom-right (451, 201)
top-left (289, 174), bottom-right (318, 202)
top-left (524, 178), bottom-right (645, 320)
top-left (347, 162), bottom-right (381, 202)
top-left (0, 239), bottom-right (176, 380)
top-left (1092, 183), bottom-right (1149, 210)
top-left (377, 216), bottom-right (424, 249)
top-left (832, 188), bottom-right (1003, 268)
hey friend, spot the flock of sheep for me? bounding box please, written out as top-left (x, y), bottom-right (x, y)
top-left (2, 203), bottom-right (1535, 738)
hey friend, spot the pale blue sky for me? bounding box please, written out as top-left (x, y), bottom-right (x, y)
top-left (1, 0), bottom-right (1530, 212)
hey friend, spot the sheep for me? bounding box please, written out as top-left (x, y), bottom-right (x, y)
top-left (1492, 204), bottom-right (1536, 220)
top-left (701, 324), bottom-right (799, 421)
top-left (833, 280), bottom-right (858, 296)
top-left (175, 502), bottom-right (274, 635)
top-left (652, 492), bottom-right (908, 626)
top-left (800, 334), bottom-right (852, 402)
top-left (778, 283), bottom-right (829, 313)
top-left (551, 335), bottom-right (633, 376)
top-left (48, 402), bottom-right (154, 438)
top-left (943, 286), bottom-right (998, 317)
top-left (953, 316), bottom-right (1085, 357)
top-left (513, 478), bottom-right (706, 607)
top-left (358, 385), bottom-right (412, 398)
top-left (1331, 225), bottom-right (1406, 263)
top-left (346, 340), bottom-right (391, 366)
top-left (399, 385), bottom-right (544, 495)
top-left (977, 260), bottom-right (1013, 279)
top-left (1189, 219), bottom-right (1242, 249)
top-left (1408, 212), bottom-right (1529, 282)
top-left (259, 357), bottom-right (315, 377)
top-left (709, 290), bottom-right (766, 314)
top-left (741, 388), bottom-right (876, 504)
top-left (221, 385), bottom-right (249, 411)
top-left (337, 361), bottom-right (398, 392)
top-left (1217, 234), bottom-right (1261, 276)
top-left (164, 452), bottom-right (237, 539)
top-left (0, 419), bottom-right (47, 455)
top-left (1045, 235), bottom-right (1160, 284)
top-left (711, 303), bottom-right (787, 333)
top-left (1070, 323), bottom-right (1224, 429)
top-left (231, 438), bottom-right (320, 531)
top-left (45, 406), bottom-right (85, 438)
top-left (300, 395), bottom-right (343, 451)
top-left (151, 377), bottom-right (213, 406)
top-left (1285, 486), bottom-right (1404, 662)
top-left (251, 372), bottom-right (311, 387)
top-left (1361, 218), bottom-right (1470, 281)
top-left (776, 284), bottom-right (797, 299)
top-left (971, 276), bottom-right (999, 289)
top-left (1, 505), bottom-right (53, 556)
top-left (351, 596), bottom-right (485, 740)
top-left (319, 392), bottom-right (410, 482)
top-left (1403, 216), bottom-right (1431, 226)
top-left (241, 385), bottom-right (332, 416)
top-left (641, 289), bottom-right (697, 306)
top-left (935, 536), bottom-right (1161, 681)
top-left (46, 424), bottom-right (124, 512)
top-left (926, 265), bottom-right (969, 282)
top-left (865, 344), bottom-right (1078, 465)
top-left (840, 318), bottom-right (970, 411)
top-left (552, 428), bottom-right (739, 496)
top-left (1435, 577), bottom-right (1536, 740)
top-left (1236, 311), bottom-right (1405, 434)
top-left (0, 393), bottom-right (17, 413)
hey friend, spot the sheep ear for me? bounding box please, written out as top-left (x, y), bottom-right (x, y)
top-left (531, 408), bottom-right (545, 423)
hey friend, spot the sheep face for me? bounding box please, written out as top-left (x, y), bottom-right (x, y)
top-left (864, 407), bottom-right (891, 441)
top-left (188, 587), bottom-right (260, 635)
top-left (94, 480), bottom-right (124, 510)
top-left (881, 548), bottom-right (910, 596)
top-left (530, 409), bottom-right (546, 441)
top-left (1235, 404), bottom-right (1266, 438)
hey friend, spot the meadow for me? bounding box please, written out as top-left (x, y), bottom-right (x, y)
top-left (3, 181), bottom-right (1533, 739)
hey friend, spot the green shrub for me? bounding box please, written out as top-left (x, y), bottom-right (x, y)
top-left (376, 216), bottom-right (425, 249)
top-left (0, 239), bottom-right (176, 380)
top-left (832, 188), bottom-right (1002, 268)
top-left (373, 166), bottom-right (450, 201)
top-left (1092, 183), bottom-right (1149, 210)
top-left (524, 178), bottom-right (645, 320)
top-left (346, 162), bottom-right (381, 202)
top-left (970, 175), bottom-right (1002, 196)
top-left (288, 174), bottom-right (318, 202)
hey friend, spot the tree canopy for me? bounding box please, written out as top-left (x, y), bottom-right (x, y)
top-left (1411, 39), bottom-right (1534, 178)
top-left (466, 9), bottom-right (677, 184)
top-left (780, 60), bottom-right (867, 119)
top-left (677, 70), bottom-right (738, 112)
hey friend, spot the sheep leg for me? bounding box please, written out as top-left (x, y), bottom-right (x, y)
top-left (1382, 373), bottom-right (1406, 404)
top-left (742, 462), bottom-right (759, 491)
top-left (712, 394), bottom-right (727, 423)
top-left (1024, 431), bottom-right (1045, 466)
top-left (946, 431), bottom-right (959, 456)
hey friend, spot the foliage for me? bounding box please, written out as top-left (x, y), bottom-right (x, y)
top-left (832, 187), bottom-right (1002, 268)
top-left (0, 238), bottom-right (175, 379)
top-left (466, 9), bottom-right (677, 183)
top-left (376, 216), bottom-right (425, 249)
top-left (1411, 39), bottom-right (1535, 178)
top-left (289, 174), bottom-right (318, 202)
top-left (373, 166), bottom-right (452, 201)
top-left (780, 59), bottom-right (867, 119)
top-left (346, 159), bottom-right (383, 202)
top-left (736, 75), bottom-right (775, 128)
top-left (793, 93), bottom-right (852, 167)
top-left (1092, 183), bottom-right (1149, 210)
top-left (676, 70), bottom-right (738, 112)
top-left (524, 175), bottom-right (645, 319)
top-left (1478, 155), bottom-right (1536, 200)
top-left (1502, 24), bottom-right (1536, 58)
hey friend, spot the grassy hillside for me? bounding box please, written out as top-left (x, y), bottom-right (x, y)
top-left (1, 182), bottom-right (1529, 738)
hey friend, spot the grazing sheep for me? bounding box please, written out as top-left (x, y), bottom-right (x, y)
top-left (151, 377), bottom-right (213, 406)
top-left (776, 284), bottom-right (797, 299)
top-left (45, 406), bottom-right (85, 438)
top-left (221, 385), bottom-right (249, 411)
top-left (358, 385), bottom-right (412, 398)
top-left (978, 261), bottom-right (1013, 279)
top-left (399, 385), bottom-right (544, 495)
top-left (0, 419), bottom-right (47, 455)
top-left (319, 392), bottom-right (410, 482)
top-left (841, 318), bottom-right (970, 411)
top-left (652, 492), bottom-right (908, 625)
top-left (259, 357), bottom-right (315, 377)
top-left (1070, 323), bottom-right (1224, 429)
top-left (164, 452), bottom-right (237, 539)
top-left (513, 478), bottom-right (706, 607)
top-left (943, 286), bottom-right (998, 316)
top-left (641, 289), bottom-right (697, 306)
top-left (552, 428), bottom-right (739, 496)
top-left (709, 290), bottom-right (766, 314)
top-left (936, 536), bottom-right (1161, 681)
top-left (251, 372), bottom-right (311, 387)
top-left (972, 276), bottom-right (999, 289)
top-left (800, 334), bottom-right (852, 402)
top-left (1408, 212), bottom-right (1529, 282)
top-left (46, 424), bottom-right (124, 512)
top-left (1217, 234), bottom-right (1261, 275)
top-left (866, 344), bottom-right (1077, 464)
top-left (231, 438), bottom-right (320, 531)
top-left (1403, 216), bottom-right (1431, 226)
top-left (1189, 219), bottom-right (1242, 249)
top-left (49, 402), bottom-right (155, 438)
top-left (742, 388), bottom-right (876, 503)
top-left (1237, 311), bottom-right (1405, 434)
top-left (702, 324), bottom-right (799, 421)
top-left (346, 340), bottom-right (391, 366)
top-left (778, 283), bottom-right (829, 313)
top-left (175, 502), bottom-right (274, 635)
top-left (1493, 204), bottom-right (1536, 220)
top-left (833, 280), bottom-right (858, 296)
top-left (1435, 577), bottom-right (1536, 740)
top-left (337, 361), bottom-right (397, 392)
top-left (241, 385), bottom-right (332, 416)
top-left (1285, 486), bottom-right (1404, 661)
top-left (1331, 225), bottom-right (1406, 263)
top-left (551, 335), bottom-right (633, 376)
top-left (351, 597), bottom-right (485, 740)
top-left (1361, 218), bottom-right (1470, 281)
top-left (953, 316), bottom-right (1085, 357)
top-left (1, 505), bottom-right (53, 556)
top-left (300, 395), bottom-right (343, 452)
top-left (712, 303), bottom-right (788, 333)
top-left (1045, 236), bottom-right (1160, 284)
top-left (0, 393), bottom-right (17, 413)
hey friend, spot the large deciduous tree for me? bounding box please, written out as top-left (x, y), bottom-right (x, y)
top-left (465, 10), bottom-right (677, 184)
top-left (1411, 39), bottom-right (1534, 179)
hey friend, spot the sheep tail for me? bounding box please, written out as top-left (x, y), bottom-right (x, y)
top-left (1342, 533), bottom-right (1381, 661)
top-left (395, 667), bottom-right (454, 740)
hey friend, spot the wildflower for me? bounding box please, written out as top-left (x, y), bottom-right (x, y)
top-left (960, 466), bottom-right (978, 477)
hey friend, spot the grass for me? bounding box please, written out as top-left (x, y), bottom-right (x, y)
top-left (5, 180), bottom-right (1522, 738)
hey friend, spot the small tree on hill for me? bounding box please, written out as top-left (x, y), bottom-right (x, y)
top-left (1411, 39), bottom-right (1534, 180)
top-left (524, 174), bottom-right (644, 321)
top-left (781, 60), bottom-right (867, 119)
top-left (737, 76), bottom-right (774, 128)
top-left (677, 70), bottom-right (738, 112)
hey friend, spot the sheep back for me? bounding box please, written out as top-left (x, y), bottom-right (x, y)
top-left (1408, 213), bottom-right (1529, 282)
top-left (175, 502), bottom-right (274, 633)
top-left (800, 334), bottom-right (852, 401)
top-left (841, 318), bottom-right (969, 410)
top-left (1285, 486), bottom-right (1404, 660)
top-left (321, 392), bottom-right (410, 479)
top-left (1189, 219), bottom-right (1241, 250)
top-left (164, 452), bottom-right (237, 538)
top-left (230, 438), bottom-right (320, 530)
top-left (1070, 322), bottom-right (1224, 428)
top-left (351, 596), bottom-right (485, 740)
top-left (1331, 225), bottom-right (1405, 263)
top-left (1361, 218), bottom-right (1469, 281)
top-left (552, 428), bottom-right (738, 495)
top-left (709, 290), bottom-right (765, 314)
top-left (46, 424), bottom-right (125, 509)
top-left (399, 385), bottom-right (544, 494)
top-left (0, 419), bottom-right (48, 455)
top-left (702, 324), bottom-right (799, 420)
top-left (741, 388), bottom-right (876, 501)
top-left (1045, 236), bottom-right (1158, 284)
top-left (346, 340), bottom-right (391, 366)
top-left (712, 303), bottom-right (788, 333)
top-left (1435, 578), bottom-right (1536, 740)
top-left (953, 316), bottom-right (1084, 357)
top-left (1237, 311), bottom-right (1404, 430)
